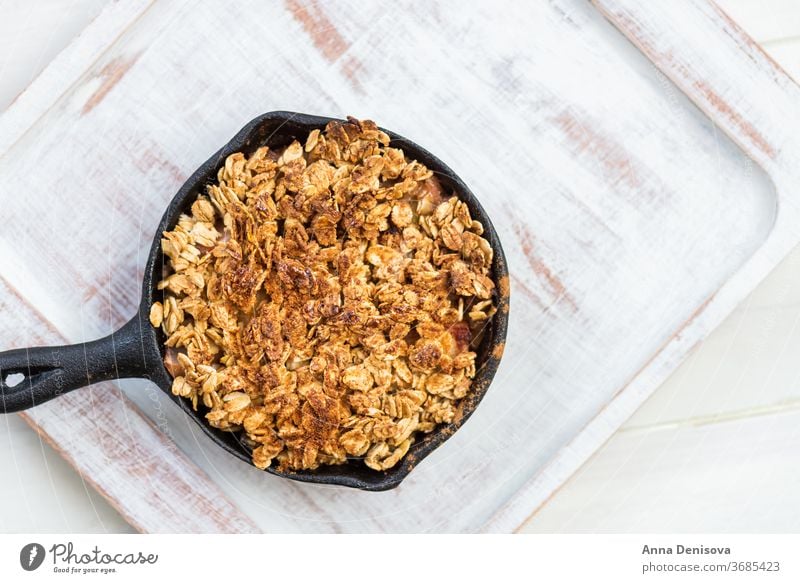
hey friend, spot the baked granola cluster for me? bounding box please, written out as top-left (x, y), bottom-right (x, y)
top-left (149, 117), bottom-right (496, 472)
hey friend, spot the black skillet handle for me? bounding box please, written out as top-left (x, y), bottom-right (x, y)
top-left (0, 317), bottom-right (149, 413)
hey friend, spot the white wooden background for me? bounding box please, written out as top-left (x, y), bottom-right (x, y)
top-left (521, 0), bottom-right (800, 533)
top-left (0, 0), bottom-right (799, 533)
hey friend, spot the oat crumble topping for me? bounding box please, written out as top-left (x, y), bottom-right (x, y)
top-left (149, 117), bottom-right (497, 472)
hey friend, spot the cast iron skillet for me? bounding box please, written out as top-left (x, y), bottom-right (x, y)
top-left (0, 112), bottom-right (509, 491)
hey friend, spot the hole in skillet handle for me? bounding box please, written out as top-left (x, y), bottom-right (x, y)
top-left (140, 112), bottom-right (510, 491)
top-left (4, 372), bottom-right (25, 388)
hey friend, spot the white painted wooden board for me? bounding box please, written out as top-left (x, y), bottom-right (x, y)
top-left (0, 0), bottom-right (134, 533)
top-left (521, 241), bottom-right (800, 533)
top-left (523, 406), bottom-right (800, 532)
top-left (711, 0), bottom-right (800, 43)
top-left (516, 0), bottom-right (800, 533)
top-left (0, 278), bottom-right (258, 533)
top-left (2, 0), bottom-right (800, 532)
top-left (490, 0), bottom-right (800, 531)
top-left (0, 0), bottom-right (108, 113)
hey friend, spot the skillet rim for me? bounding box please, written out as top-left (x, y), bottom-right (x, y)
top-left (139, 111), bottom-right (510, 491)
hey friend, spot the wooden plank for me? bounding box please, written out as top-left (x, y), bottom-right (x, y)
top-left (714, 0), bottom-right (800, 44)
top-left (3, 0), bottom-right (800, 532)
top-left (519, 407), bottom-right (800, 532)
top-left (0, 1), bottom-right (259, 534)
top-left (593, 0), bottom-right (800, 173)
top-left (0, 0), bottom-right (109, 112)
top-left (758, 38), bottom-right (800, 84)
top-left (0, 276), bottom-right (259, 533)
top-left (487, 0), bottom-right (800, 532)
top-left (0, 412), bottom-right (135, 532)
top-left (628, 242), bottom-right (800, 427)
top-left (0, 0), bottom-right (154, 153)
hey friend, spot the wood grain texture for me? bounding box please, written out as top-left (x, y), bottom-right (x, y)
top-left (0, 278), bottom-right (259, 533)
top-left (0, 0), bottom-right (259, 534)
top-left (2, 0), bottom-right (800, 532)
top-left (0, 0), bottom-right (154, 154)
top-left (0, 0), bottom-right (109, 112)
top-left (711, 0), bottom-right (800, 43)
top-left (624, 239), bottom-right (800, 428)
top-left (488, 0), bottom-right (800, 532)
top-left (520, 407), bottom-right (800, 532)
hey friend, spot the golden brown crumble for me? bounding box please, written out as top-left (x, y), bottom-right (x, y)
top-left (150, 117), bottom-right (496, 472)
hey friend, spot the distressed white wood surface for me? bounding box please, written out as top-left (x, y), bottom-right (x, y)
top-left (519, 0), bottom-right (800, 533)
top-left (489, 0), bottom-right (800, 531)
top-left (711, 0), bottom-right (800, 43)
top-left (0, 0), bottom-right (134, 533)
top-left (524, 405), bottom-right (800, 532)
top-left (522, 242), bottom-right (800, 532)
top-left (0, 0), bottom-right (150, 153)
top-left (0, 0), bottom-right (261, 534)
top-left (0, 0), bottom-right (107, 113)
top-left (0, 279), bottom-right (259, 533)
top-left (1, 0), bottom-right (799, 532)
